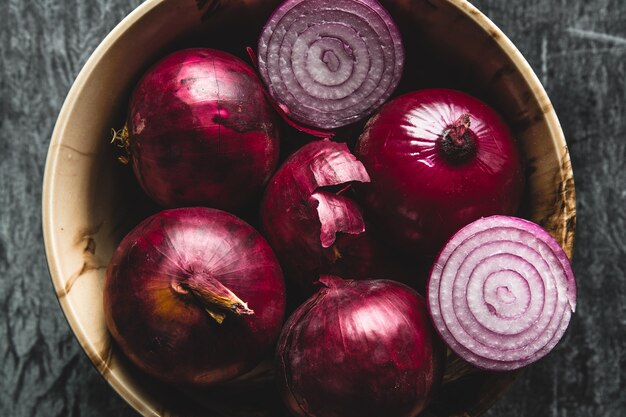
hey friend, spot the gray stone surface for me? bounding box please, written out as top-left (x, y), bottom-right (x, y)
top-left (0, 0), bottom-right (624, 416)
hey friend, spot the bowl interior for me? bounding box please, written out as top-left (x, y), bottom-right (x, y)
top-left (42, 0), bottom-right (575, 416)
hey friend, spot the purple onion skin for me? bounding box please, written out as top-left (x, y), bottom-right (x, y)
top-left (103, 207), bottom-right (286, 386)
top-left (260, 140), bottom-right (407, 295)
top-left (127, 48), bottom-right (280, 211)
top-left (277, 276), bottom-right (445, 417)
top-left (355, 89), bottom-right (524, 257)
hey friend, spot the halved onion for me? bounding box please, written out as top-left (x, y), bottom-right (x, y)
top-left (257, 0), bottom-right (404, 129)
top-left (427, 216), bottom-right (576, 371)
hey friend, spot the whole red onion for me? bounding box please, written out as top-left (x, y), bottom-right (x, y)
top-left (260, 140), bottom-right (402, 294)
top-left (257, 0), bottom-right (404, 129)
top-left (355, 89), bottom-right (524, 256)
top-left (103, 207), bottom-right (286, 385)
top-left (277, 276), bottom-right (444, 417)
top-left (122, 48), bottom-right (280, 211)
top-left (428, 216), bottom-right (576, 371)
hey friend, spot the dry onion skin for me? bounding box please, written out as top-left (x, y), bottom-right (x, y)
top-left (257, 0), bottom-right (404, 129)
top-left (260, 139), bottom-right (373, 293)
top-left (427, 215), bottom-right (577, 371)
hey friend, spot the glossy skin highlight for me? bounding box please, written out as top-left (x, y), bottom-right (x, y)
top-left (277, 276), bottom-right (444, 417)
top-left (356, 89), bottom-right (524, 257)
top-left (103, 207), bottom-right (286, 386)
top-left (127, 48), bottom-right (280, 211)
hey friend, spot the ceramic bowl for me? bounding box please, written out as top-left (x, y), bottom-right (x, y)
top-left (42, 0), bottom-right (576, 416)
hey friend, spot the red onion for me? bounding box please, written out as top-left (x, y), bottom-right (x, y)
top-left (257, 0), bottom-right (404, 129)
top-left (427, 216), bottom-right (576, 371)
top-left (103, 207), bottom-right (286, 385)
top-left (355, 89), bottom-right (524, 256)
top-left (260, 139), bottom-right (395, 293)
top-left (277, 276), bottom-right (444, 417)
top-left (120, 48), bottom-right (280, 211)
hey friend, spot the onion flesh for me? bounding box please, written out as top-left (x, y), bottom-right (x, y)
top-left (427, 215), bottom-right (576, 371)
top-left (277, 276), bottom-right (444, 417)
top-left (257, 0), bottom-right (404, 129)
top-left (103, 207), bottom-right (286, 385)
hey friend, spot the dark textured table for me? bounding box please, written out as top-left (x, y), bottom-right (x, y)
top-left (1, 0), bottom-right (624, 416)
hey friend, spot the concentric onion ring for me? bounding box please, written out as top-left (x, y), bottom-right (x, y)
top-left (427, 216), bottom-right (576, 371)
top-left (257, 0), bottom-right (404, 129)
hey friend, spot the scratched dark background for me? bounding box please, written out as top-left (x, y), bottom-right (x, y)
top-left (0, 0), bottom-right (624, 416)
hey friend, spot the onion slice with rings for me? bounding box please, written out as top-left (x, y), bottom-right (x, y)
top-left (257, 0), bottom-right (404, 129)
top-left (427, 215), bottom-right (576, 371)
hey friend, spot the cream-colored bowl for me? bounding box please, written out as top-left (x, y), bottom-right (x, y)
top-left (42, 0), bottom-right (576, 416)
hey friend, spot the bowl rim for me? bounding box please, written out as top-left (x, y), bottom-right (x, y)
top-left (42, 2), bottom-right (170, 415)
top-left (41, 0), bottom-right (576, 416)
